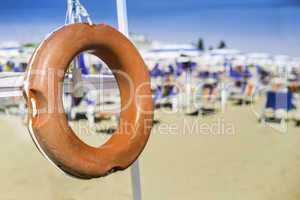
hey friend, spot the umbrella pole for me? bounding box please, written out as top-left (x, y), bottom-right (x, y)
top-left (116, 0), bottom-right (142, 200)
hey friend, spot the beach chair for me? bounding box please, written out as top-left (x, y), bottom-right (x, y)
top-left (230, 81), bottom-right (257, 105)
top-left (185, 75), bottom-right (220, 116)
top-left (243, 82), bottom-right (257, 103)
top-left (200, 80), bottom-right (220, 114)
top-left (260, 91), bottom-right (293, 124)
top-left (150, 64), bottom-right (163, 90)
top-left (151, 64), bottom-right (162, 78)
top-left (176, 59), bottom-right (196, 74)
top-left (68, 89), bottom-right (120, 129)
top-left (256, 65), bottom-right (271, 86)
top-left (153, 81), bottom-right (178, 109)
top-left (166, 64), bottom-right (175, 75)
top-left (175, 63), bottom-right (183, 76)
top-left (290, 87), bottom-right (300, 126)
top-left (228, 66), bottom-right (255, 104)
top-left (227, 66), bottom-right (244, 97)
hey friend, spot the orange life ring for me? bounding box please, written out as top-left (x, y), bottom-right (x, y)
top-left (24, 23), bottom-right (153, 179)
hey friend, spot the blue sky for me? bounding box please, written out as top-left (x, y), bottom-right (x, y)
top-left (0, 0), bottom-right (299, 56)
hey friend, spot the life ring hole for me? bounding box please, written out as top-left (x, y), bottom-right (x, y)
top-left (63, 52), bottom-right (120, 147)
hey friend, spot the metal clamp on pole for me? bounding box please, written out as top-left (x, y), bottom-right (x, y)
top-left (65, 0), bottom-right (93, 98)
top-left (66, 0), bottom-right (92, 25)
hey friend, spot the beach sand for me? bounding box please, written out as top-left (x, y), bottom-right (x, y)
top-left (1, 99), bottom-right (300, 200)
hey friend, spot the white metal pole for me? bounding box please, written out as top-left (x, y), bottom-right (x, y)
top-left (130, 160), bottom-right (142, 200)
top-left (116, 0), bottom-right (129, 36)
top-left (116, 1), bottom-right (142, 200)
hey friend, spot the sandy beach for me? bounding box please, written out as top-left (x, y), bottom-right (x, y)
top-left (1, 99), bottom-right (300, 200)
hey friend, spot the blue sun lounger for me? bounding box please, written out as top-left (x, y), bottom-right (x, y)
top-left (261, 91), bottom-right (293, 123)
top-left (265, 91), bottom-right (293, 111)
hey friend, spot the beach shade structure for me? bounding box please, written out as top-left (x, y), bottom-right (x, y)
top-left (210, 49), bottom-right (241, 57)
top-left (175, 56), bottom-right (197, 107)
top-left (247, 53), bottom-right (272, 67)
top-left (229, 64), bottom-right (252, 80)
top-left (182, 61), bottom-right (197, 72)
top-left (189, 57), bottom-right (223, 115)
top-left (176, 55), bottom-right (196, 72)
